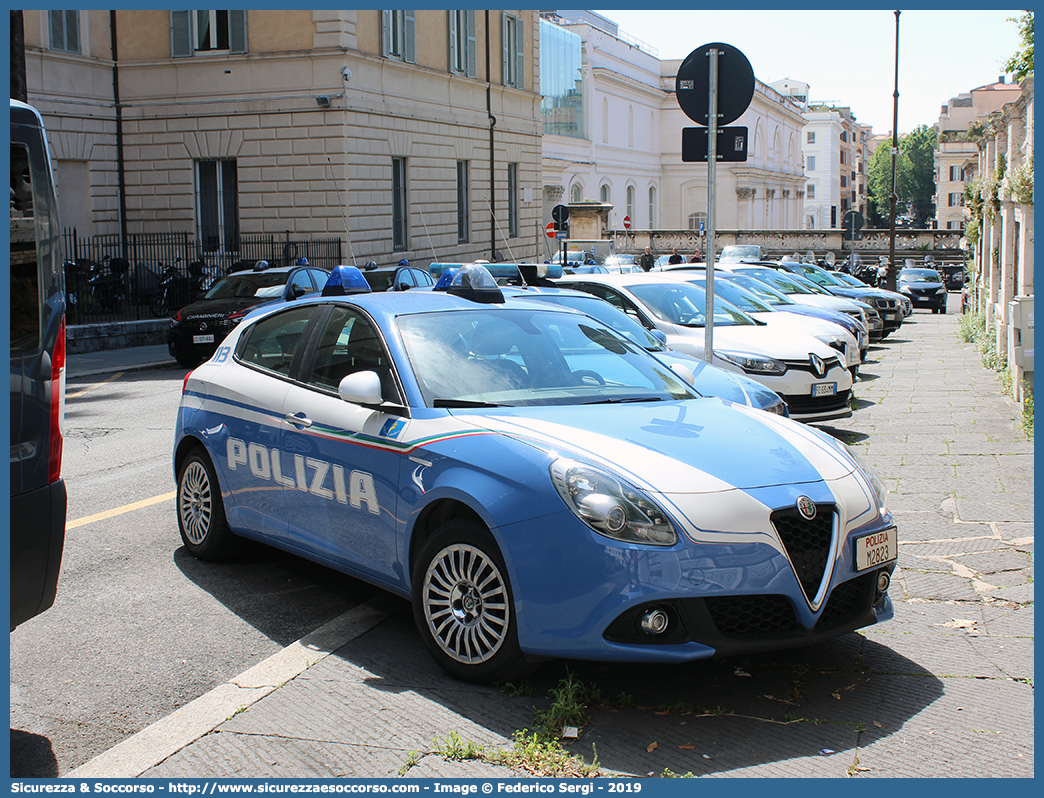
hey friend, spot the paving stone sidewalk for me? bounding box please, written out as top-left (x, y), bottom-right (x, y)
top-left (67, 300), bottom-right (1034, 780)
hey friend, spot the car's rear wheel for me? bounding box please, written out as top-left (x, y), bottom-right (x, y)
top-left (175, 353), bottom-right (203, 369)
top-left (177, 448), bottom-right (241, 560)
top-left (412, 521), bottom-right (528, 683)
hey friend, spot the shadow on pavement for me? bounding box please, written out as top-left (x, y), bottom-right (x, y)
top-left (10, 730), bottom-right (59, 778)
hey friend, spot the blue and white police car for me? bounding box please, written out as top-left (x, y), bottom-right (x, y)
top-left (174, 264), bottom-right (897, 682)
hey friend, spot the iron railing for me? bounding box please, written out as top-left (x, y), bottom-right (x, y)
top-left (62, 230), bottom-right (343, 325)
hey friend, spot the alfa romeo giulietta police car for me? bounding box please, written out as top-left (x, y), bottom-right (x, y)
top-left (173, 265), bottom-right (897, 682)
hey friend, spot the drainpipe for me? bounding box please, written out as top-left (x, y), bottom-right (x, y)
top-left (486, 11), bottom-right (496, 260)
top-left (110, 10), bottom-right (128, 250)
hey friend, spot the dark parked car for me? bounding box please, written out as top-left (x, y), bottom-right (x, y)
top-left (360, 260), bottom-right (436, 292)
top-left (167, 261), bottom-right (331, 368)
top-left (898, 268), bottom-right (948, 313)
top-left (11, 100), bottom-right (67, 629)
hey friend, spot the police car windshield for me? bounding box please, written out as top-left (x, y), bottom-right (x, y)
top-left (398, 308), bottom-right (697, 408)
top-left (205, 272), bottom-right (289, 300)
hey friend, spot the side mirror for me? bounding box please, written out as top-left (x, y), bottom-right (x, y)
top-left (291, 284), bottom-right (310, 299)
top-left (338, 371), bottom-right (383, 406)
top-left (650, 329), bottom-right (668, 344)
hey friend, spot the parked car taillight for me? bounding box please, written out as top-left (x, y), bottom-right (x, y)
top-left (48, 318), bottom-right (66, 484)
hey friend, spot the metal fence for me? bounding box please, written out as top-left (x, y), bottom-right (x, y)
top-left (61, 230), bottom-right (343, 325)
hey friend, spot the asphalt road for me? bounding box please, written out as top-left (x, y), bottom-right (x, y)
top-left (9, 369), bottom-right (378, 777)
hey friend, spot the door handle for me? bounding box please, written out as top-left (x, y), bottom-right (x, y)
top-left (285, 412), bottom-right (312, 428)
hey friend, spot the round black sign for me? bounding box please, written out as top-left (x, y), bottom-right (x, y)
top-left (675, 43), bottom-right (755, 127)
top-left (551, 204), bottom-right (569, 223)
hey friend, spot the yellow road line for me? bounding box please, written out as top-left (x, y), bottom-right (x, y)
top-left (67, 371), bottom-right (125, 399)
top-left (67, 491), bottom-right (176, 529)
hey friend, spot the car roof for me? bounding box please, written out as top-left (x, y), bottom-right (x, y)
top-left (227, 264), bottom-right (300, 275)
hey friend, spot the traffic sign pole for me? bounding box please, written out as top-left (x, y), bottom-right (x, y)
top-left (705, 48), bottom-right (719, 364)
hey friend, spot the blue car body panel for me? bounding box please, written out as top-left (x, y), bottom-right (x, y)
top-left (174, 290), bottom-right (896, 665)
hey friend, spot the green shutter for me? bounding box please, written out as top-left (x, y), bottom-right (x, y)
top-left (466, 10), bottom-right (477, 77)
top-left (514, 16), bottom-right (524, 90)
top-left (381, 10), bottom-right (391, 57)
top-left (404, 11), bottom-right (416, 64)
top-left (171, 10), bottom-right (192, 58)
top-left (229, 10), bottom-right (247, 54)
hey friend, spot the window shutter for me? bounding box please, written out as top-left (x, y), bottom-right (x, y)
top-left (49, 10), bottom-right (63, 50)
top-left (229, 10), bottom-right (247, 54)
top-left (381, 10), bottom-right (391, 57)
top-left (171, 10), bottom-right (193, 58)
top-left (466, 10), bottom-right (477, 77)
top-left (404, 11), bottom-right (416, 63)
top-left (514, 16), bottom-right (524, 90)
top-left (448, 11), bottom-right (458, 71)
top-left (64, 11), bottom-right (79, 52)
top-left (502, 15), bottom-right (509, 85)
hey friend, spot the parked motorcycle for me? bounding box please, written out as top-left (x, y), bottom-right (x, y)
top-left (88, 256), bottom-right (128, 313)
top-left (150, 257), bottom-right (204, 317)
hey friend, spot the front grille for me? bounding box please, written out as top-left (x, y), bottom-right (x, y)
top-left (781, 356), bottom-right (843, 374)
top-left (706, 594), bottom-right (800, 637)
top-left (815, 574), bottom-right (871, 629)
top-left (782, 389), bottom-right (851, 414)
top-left (771, 505), bottom-right (835, 602)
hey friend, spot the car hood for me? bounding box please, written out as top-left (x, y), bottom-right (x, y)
top-left (452, 400), bottom-right (855, 494)
top-left (178, 295), bottom-right (268, 319)
top-left (667, 323), bottom-right (837, 360)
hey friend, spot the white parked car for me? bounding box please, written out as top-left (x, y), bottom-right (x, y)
top-left (555, 272), bottom-right (854, 423)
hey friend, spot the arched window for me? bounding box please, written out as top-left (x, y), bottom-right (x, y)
top-left (600, 184), bottom-right (611, 204)
top-left (806, 215), bottom-right (816, 230)
top-left (570, 183), bottom-right (583, 203)
top-left (648, 187), bottom-right (657, 228)
top-left (626, 186), bottom-right (635, 221)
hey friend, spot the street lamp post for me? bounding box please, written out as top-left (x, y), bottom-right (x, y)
top-left (886, 10), bottom-right (900, 292)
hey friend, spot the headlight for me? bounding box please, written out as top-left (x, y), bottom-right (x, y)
top-left (844, 445), bottom-right (888, 512)
top-left (899, 285), bottom-right (912, 294)
top-left (717, 350), bottom-right (787, 375)
top-left (550, 459), bottom-right (677, 546)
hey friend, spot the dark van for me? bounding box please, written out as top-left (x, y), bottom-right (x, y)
top-left (10, 99), bottom-right (67, 629)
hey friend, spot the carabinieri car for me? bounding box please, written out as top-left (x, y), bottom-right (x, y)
top-left (173, 264), bottom-right (897, 682)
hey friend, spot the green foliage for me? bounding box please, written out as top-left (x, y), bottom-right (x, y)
top-left (900, 124), bottom-right (938, 226)
top-left (867, 140), bottom-right (913, 222)
top-left (535, 671), bottom-right (605, 736)
top-left (1004, 11), bottom-right (1034, 81)
top-left (1021, 386), bottom-right (1034, 439)
top-left (1008, 154), bottom-right (1034, 205)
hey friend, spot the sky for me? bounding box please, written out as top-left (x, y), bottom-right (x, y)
top-left (590, 7), bottom-right (1025, 135)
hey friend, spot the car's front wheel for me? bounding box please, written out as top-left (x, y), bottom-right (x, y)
top-left (177, 447), bottom-right (241, 560)
top-left (412, 521), bottom-right (528, 683)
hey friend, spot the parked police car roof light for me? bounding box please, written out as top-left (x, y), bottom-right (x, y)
top-left (253, 259), bottom-right (270, 271)
top-left (433, 268), bottom-right (459, 291)
top-left (429, 262), bottom-right (469, 278)
top-left (321, 265), bottom-right (372, 296)
top-left (444, 263), bottom-right (505, 303)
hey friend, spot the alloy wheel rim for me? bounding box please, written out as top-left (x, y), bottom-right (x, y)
top-left (179, 461), bottom-right (212, 545)
top-left (423, 543), bottom-right (509, 664)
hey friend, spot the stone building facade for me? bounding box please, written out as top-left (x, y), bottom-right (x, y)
top-left (22, 9), bottom-right (544, 268)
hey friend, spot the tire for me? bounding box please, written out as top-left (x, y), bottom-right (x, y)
top-left (412, 521), bottom-right (528, 683)
top-left (175, 353), bottom-right (203, 369)
top-left (176, 448), bottom-right (241, 560)
top-left (151, 289), bottom-right (170, 318)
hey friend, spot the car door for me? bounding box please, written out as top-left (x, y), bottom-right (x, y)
top-left (278, 304), bottom-right (406, 586)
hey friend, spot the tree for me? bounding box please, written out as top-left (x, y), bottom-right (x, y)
top-left (1004, 11), bottom-right (1034, 81)
top-left (867, 140), bottom-right (912, 226)
top-left (901, 124), bottom-right (938, 227)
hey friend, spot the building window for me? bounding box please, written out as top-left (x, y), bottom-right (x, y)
top-left (171, 10), bottom-right (247, 57)
top-left (600, 184), bottom-right (611, 204)
top-left (382, 10), bottom-right (416, 63)
top-left (626, 186), bottom-right (635, 222)
top-left (948, 192), bottom-right (964, 207)
top-left (503, 13), bottom-right (525, 89)
top-left (456, 160), bottom-right (469, 243)
top-left (49, 10), bottom-right (80, 53)
top-left (393, 157), bottom-right (409, 250)
top-left (806, 215), bottom-right (816, 229)
top-left (449, 10), bottom-right (477, 77)
top-left (806, 131), bottom-right (816, 144)
top-left (507, 163), bottom-right (518, 238)
top-left (840, 150), bottom-right (846, 165)
top-left (806, 183), bottom-right (815, 200)
top-left (197, 160), bottom-right (239, 253)
top-left (648, 187), bottom-right (656, 228)
top-left (841, 176), bottom-right (848, 188)
top-left (949, 165), bottom-right (965, 182)
top-left (687, 211), bottom-right (707, 231)
top-left (540, 19), bottom-right (584, 139)
top-left (807, 155), bottom-right (816, 172)
top-left (570, 183), bottom-right (583, 203)
top-left (840, 131), bottom-right (848, 142)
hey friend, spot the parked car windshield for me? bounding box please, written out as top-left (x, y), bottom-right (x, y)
top-left (398, 308), bottom-right (697, 408)
top-left (626, 281), bottom-right (755, 328)
top-left (900, 269), bottom-right (943, 283)
top-left (203, 272), bottom-right (290, 300)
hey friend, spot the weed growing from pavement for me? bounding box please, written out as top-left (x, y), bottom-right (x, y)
top-left (960, 311), bottom-right (1033, 438)
top-left (661, 768), bottom-right (697, 778)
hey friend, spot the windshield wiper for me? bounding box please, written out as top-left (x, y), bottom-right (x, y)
top-left (580, 396), bottom-right (664, 405)
top-left (433, 398), bottom-right (507, 408)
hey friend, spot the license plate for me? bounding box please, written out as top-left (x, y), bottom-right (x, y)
top-left (812, 382), bottom-right (837, 397)
top-left (855, 526), bottom-right (897, 571)
top-left (193, 334), bottom-right (215, 344)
